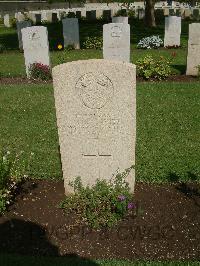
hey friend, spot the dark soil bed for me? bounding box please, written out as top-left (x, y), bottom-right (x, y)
top-left (0, 180), bottom-right (199, 260)
top-left (0, 75), bottom-right (199, 85)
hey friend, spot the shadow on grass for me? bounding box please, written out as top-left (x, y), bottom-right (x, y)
top-left (171, 64), bottom-right (186, 75)
top-left (166, 172), bottom-right (200, 209)
top-left (0, 32), bottom-right (18, 50)
top-left (0, 219), bottom-right (99, 265)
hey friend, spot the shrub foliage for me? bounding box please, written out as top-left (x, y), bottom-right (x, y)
top-left (60, 166), bottom-right (135, 228)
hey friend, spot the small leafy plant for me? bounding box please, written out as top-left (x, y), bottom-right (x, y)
top-left (137, 35), bottom-right (163, 49)
top-left (83, 36), bottom-right (103, 50)
top-left (0, 151), bottom-right (26, 214)
top-left (60, 166), bottom-right (135, 228)
top-left (115, 9), bottom-right (127, 17)
top-left (0, 44), bottom-right (5, 53)
top-left (29, 63), bottom-right (52, 81)
top-left (136, 55), bottom-right (172, 80)
top-left (10, 18), bottom-right (17, 28)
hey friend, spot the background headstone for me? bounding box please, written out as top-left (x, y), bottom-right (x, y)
top-left (76, 11), bottom-right (81, 19)
top-left (112, 16), bottom-right (128, 23)
top-left (103, 9), bottom-right (112, 21)
top-left (35, 14), bottom-right (41, 24)
top-left (193, 9), bottom-right (200, 21)
top-left (163, 8), bottom-right (169, 16)
top-left (186, 23), bottom-right (200, 76)
top-left (86, 10), bottom-right (96, 20)
top-left (22, 26), bottom-right (50, 77)
top-left (138, 8), bottom-right (145, 19)
top-left (164, 16), bottom-right (181, 47)
top-left (103, 23), bottom-right (130, 62)
top-left (52, 13), bottom-right (58, 23)
top-left (185, 9), bottom-right (192, 18)
top-left (4, 14), bottom-right (11, 27)
top-left (17, 12), bottom-right (25, 22)
top-left (17, 21), bottom-right (32, 50)
top-left (62, 18), bottom-right (80, 49)
top-left (53, 59), bottom-right (136, 194)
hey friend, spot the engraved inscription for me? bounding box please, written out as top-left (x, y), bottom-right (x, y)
top-left (76, 72), bottom-right (114, 109)
top-left (29, 31), bottom-right (40, 41)
top-left (111, 25), bottom-right (122, 38)
top-left (65, 114), bottom-right (120, 138)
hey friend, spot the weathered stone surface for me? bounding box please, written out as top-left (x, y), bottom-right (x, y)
top-left (112, 16), bottom-right (128, 23)
top-left (17, 21), bottom-right (32, 50)
top-left (53, 59), bottom-right (136, 194)
top-left (186, 23), bottom-right (200, 76)
top-left (16, 12), bottom-right (26, 22)
top-left (21, 26), bottom-right (50, 77)
top-left (164, 16), bottom-right (181, 47)
top-left (62, 18), bottom-right (80, 49)
top-left (103, 23), bottom-right (130, 62)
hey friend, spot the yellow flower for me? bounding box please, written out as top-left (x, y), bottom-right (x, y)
top-left (57, 44), bottom-right (63, 50)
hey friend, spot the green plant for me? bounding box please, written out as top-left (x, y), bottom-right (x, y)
top-left (127, 9), bottom-right (135, 18)
top-left (29, 63), bottom-right (52, 81)
top-left (60, 166), bottom-right (135, 228)
top-left (0, 43), bottom-right (5, 53)
top-left (83, 36), bottom-right (103, 50)
top-left (67, 12), bottom-right (76, 18)
top-left (0, 150), bottom-right (27, 214)
top-left (10, 17), bottom-right (17, 28)
top-left (115, 9), bottom-right (127, 17)
top-left (136, 55), bottom-right (172, 80)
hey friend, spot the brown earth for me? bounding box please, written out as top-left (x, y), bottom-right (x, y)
top-left (0, 75), bottom-right (199, 85)
top-left (0, 180), bottom-right (199, 260)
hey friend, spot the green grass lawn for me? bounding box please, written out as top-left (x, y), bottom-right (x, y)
top-left (0, 82), bottom-right (199, 182)
top-left (0, 48), bottom-right (187, 77)
top-left (1, 254), bottom-right (200, 266)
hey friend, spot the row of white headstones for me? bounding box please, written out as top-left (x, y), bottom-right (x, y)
top-left (3, 5), bottom-right (200, 27)
top-left (19, 16), bottom-right (200, 77)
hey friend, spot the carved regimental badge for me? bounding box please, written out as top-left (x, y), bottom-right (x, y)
top-left (76, 72), bottom-right (114, 109)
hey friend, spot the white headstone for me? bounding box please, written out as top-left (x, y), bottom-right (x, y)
top-left (17, 21), bottom-right (32, 50)
top-left (186, 23), bottom-right (200, 76)
top-left (185, 9), bottom-right (192, 18)
top-left (62, 18), bottom-right (80, 49)
top-left (4, 14), bottom-right (11, 27)
top-left (138, 8), bottom-right (145, 19)
top-left (112, 16), bottom-right (128, 23)
top-left (52, 59), bottom-right (136, 194)
top-left (103, 23), bottom-right (130, 62)
top-left (164, 16), bottom-right (181, 47)
top-left (21, 26), bottom-right (50, 77)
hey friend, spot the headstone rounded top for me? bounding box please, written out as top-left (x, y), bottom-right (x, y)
top-left (53, 59), bottom-right (135, 73)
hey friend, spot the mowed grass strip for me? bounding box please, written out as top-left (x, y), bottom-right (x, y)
top-left (0, 253), bottom-right (200, 266)
top-left (0, 48), bottom-right (187, 77)
top-left (0, 84), bottom-right (61, 179)
top-left (0, 82), bottom-right (199, 182)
